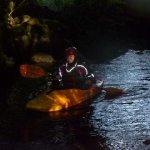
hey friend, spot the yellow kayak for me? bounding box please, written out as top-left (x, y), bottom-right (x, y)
top-left (26, 87), bottom-right (102, 112)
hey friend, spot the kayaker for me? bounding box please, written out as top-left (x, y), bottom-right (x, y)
top-left (53, 47), bottom-right (96, 89)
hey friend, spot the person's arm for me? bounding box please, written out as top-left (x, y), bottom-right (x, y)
top-left (51, 65), bottom-right (64, 89)
top-left (77, 64), bottom-right (96, 88)
top-left (84, 64), bottom-right (96, 83)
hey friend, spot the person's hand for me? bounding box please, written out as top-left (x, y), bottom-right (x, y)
top-left (85, 80), bottom-right (96, 89)
top-left (85, 79), bottom-right (92, 85)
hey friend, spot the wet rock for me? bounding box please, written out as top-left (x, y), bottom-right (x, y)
top-left (31, 53), bottom-right (55, 71)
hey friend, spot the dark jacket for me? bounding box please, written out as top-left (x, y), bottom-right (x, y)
top-left (58, 61), bottom-right (95, 89)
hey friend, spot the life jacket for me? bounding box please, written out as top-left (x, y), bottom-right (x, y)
top-left (59, 62), bottom-right (88, 88)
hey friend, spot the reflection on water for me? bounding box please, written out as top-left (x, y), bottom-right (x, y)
top-left (0, 107), bottom-right (107, 150)
top-left (92, 49), bottom-right (150, 150)
top-left (0, 50), bottom-right (150, 150)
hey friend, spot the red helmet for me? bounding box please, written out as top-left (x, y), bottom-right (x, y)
top-left (65, 47), bottom-right (77, 56)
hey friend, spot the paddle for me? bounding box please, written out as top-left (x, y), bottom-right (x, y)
top-left (20, 64), bottom-right (48, 78)
top-left (20, 64), bottom-right (125, 97)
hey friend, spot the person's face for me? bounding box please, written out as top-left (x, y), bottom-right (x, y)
top-left (66, 54), bottom-right (75, 63)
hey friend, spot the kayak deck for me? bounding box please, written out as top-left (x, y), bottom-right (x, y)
top-left (26, 87), bottom-right (102, 112)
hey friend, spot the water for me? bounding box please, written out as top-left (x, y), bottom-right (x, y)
top-left (0, 49), bottom-right (150, 150)
top-left (92, 49), bottom-right (150, 150)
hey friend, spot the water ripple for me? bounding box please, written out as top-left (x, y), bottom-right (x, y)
top-left (91, 49), bottom-right (150, 150)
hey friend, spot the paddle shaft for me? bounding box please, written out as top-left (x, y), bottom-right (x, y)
top-left (20, 64), bottom-right (125, 97)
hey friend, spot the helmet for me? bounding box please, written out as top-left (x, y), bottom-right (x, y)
top-left (65, 47), bottom-right (77, 56)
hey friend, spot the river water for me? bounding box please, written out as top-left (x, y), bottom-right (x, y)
top-left (0, 49), bottom-right (150, 150)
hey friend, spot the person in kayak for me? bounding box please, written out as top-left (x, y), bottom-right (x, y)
top-left (53, 47), bottom-right (96, 89)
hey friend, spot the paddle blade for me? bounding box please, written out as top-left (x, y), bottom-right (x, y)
top-left (20, 64), bottom-right (48, 78)
top-left (103, 87), bottom-right (125, 99)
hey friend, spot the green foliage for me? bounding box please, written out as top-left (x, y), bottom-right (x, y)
top-left (107, 0), bottom-right (125, 5)
top-left (0, 50), bottom-right (15, 68)
top-left (35, 0), bottom-right (75, 11)
top-left (35, 0), bottom-right (58, 11)
top-left (8, 77), bottom-right (51, 108)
